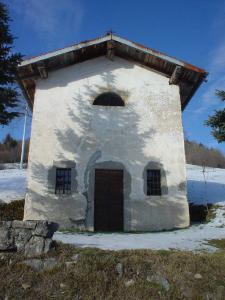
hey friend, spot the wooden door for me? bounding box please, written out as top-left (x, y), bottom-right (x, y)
top-left (94, 169), bottom-right (124, 231)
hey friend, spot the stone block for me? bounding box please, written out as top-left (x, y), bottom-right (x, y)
top-left (12, 220), bottom-right (36, 230)
top-left (0, 227), bottom-right (15, 251)
top-left (43, 238), bottom-right (54, 253)
top-left (23, 258), bottom-right (43, 271)
top-left (42, 257), bottom-right (57, 270)
top-left (0, 220), bottom-right (58, 256)
top-left (24, 236), bottom-right (45, 257)
top-left (14, 229), bottom-right (32, 251)
top-left (0, 221), bottom-right (12, 229)
top-left (33, 221), bottom-right (59, 238)
top-left (23, 257), bottom-right (57, 272)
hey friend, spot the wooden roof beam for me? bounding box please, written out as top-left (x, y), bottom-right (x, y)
top-left (37, 63), bottom-right (48, 79)
top-left (106, 40), bottom-right (115, 61)
top-left (169, 66), bottom-right (183, 85)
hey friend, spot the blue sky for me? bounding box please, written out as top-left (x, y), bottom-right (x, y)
top-left (1, 0), bottom-right (225, 154)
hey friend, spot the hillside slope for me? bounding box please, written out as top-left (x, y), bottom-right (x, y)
top-left (187, 164), bottom-right (225, 204)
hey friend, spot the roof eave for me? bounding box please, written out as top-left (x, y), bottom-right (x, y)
top-left (17, 34), bottom-right (208, 111)
top-left (19, 34), bottom-right (207, 75)
top-left (181, 73), bottom-right (208, 110)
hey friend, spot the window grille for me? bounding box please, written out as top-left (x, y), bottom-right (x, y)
top-left (147, 169), bottom-right (161, 196)
top-left (55, 168), bottom-right (71, 194)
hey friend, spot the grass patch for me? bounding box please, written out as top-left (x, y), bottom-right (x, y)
top-left (207, 239), bottom-right (225, 250)
top-left (1, 243), bottom-right (225, 299)
top-left (58, 227), bottom-right (88, 233)
top-left (0, 199), bottom-right (24, 221)
top-left (205, 205), bottom-right (220, 223)
top-left (205, 209), bottom-right (216, 223)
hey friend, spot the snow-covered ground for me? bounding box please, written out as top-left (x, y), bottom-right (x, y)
top-left (0, 164), bottom-right (225, 251)
top-left (0, 168), bottom-right (27, 203)
top-left (187, 164), bottom-right (225, 205)
top-left (55, 204), bottom-right (225, 252)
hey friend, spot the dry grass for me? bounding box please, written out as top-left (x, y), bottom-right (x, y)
top-left (0, 199), bottom-right (24, 221)
top-left (0, 243), bottom-right (225, 299)
top-left (207, 239), bottom-right (225, 250)
top-left (0, 202), bottom-right (224, 299)
top-left (205, 205), bottom-right (220, 223)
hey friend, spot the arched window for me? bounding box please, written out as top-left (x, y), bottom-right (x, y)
top-left (93, 92), bottom-right (124, 106)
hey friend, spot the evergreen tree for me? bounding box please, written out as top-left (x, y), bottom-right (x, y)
top-left (0, 2), bottom-right (22, 125)
top-left (3, 133), bottom-right (17, 148)
top-left (205, 90), bottom-right (225, 143)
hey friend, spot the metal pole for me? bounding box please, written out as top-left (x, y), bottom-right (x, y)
top-left (20, 105), bottom-right (28, 169)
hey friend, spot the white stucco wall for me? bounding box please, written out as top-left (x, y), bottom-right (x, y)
top-left (24, 56), bottom-right (189, 231)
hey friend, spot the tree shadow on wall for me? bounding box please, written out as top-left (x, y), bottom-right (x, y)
top-left (28, 58), bottom-right (188, 230)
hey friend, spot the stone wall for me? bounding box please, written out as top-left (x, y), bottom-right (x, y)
top-left (0, 220), bottom-right (58, 257)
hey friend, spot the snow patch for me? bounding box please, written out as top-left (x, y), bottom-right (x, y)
top-left (0, 168), bottom-right (27, 203)
top-left (55, 203), bottom-right (225, 252)
top-left (187, 164), bottom-right (225, 205)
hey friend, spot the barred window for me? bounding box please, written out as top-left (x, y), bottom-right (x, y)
top-left (147, 170), bottom-right (161, 196)
top-left (55, 168), bottom-right (71, 194)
